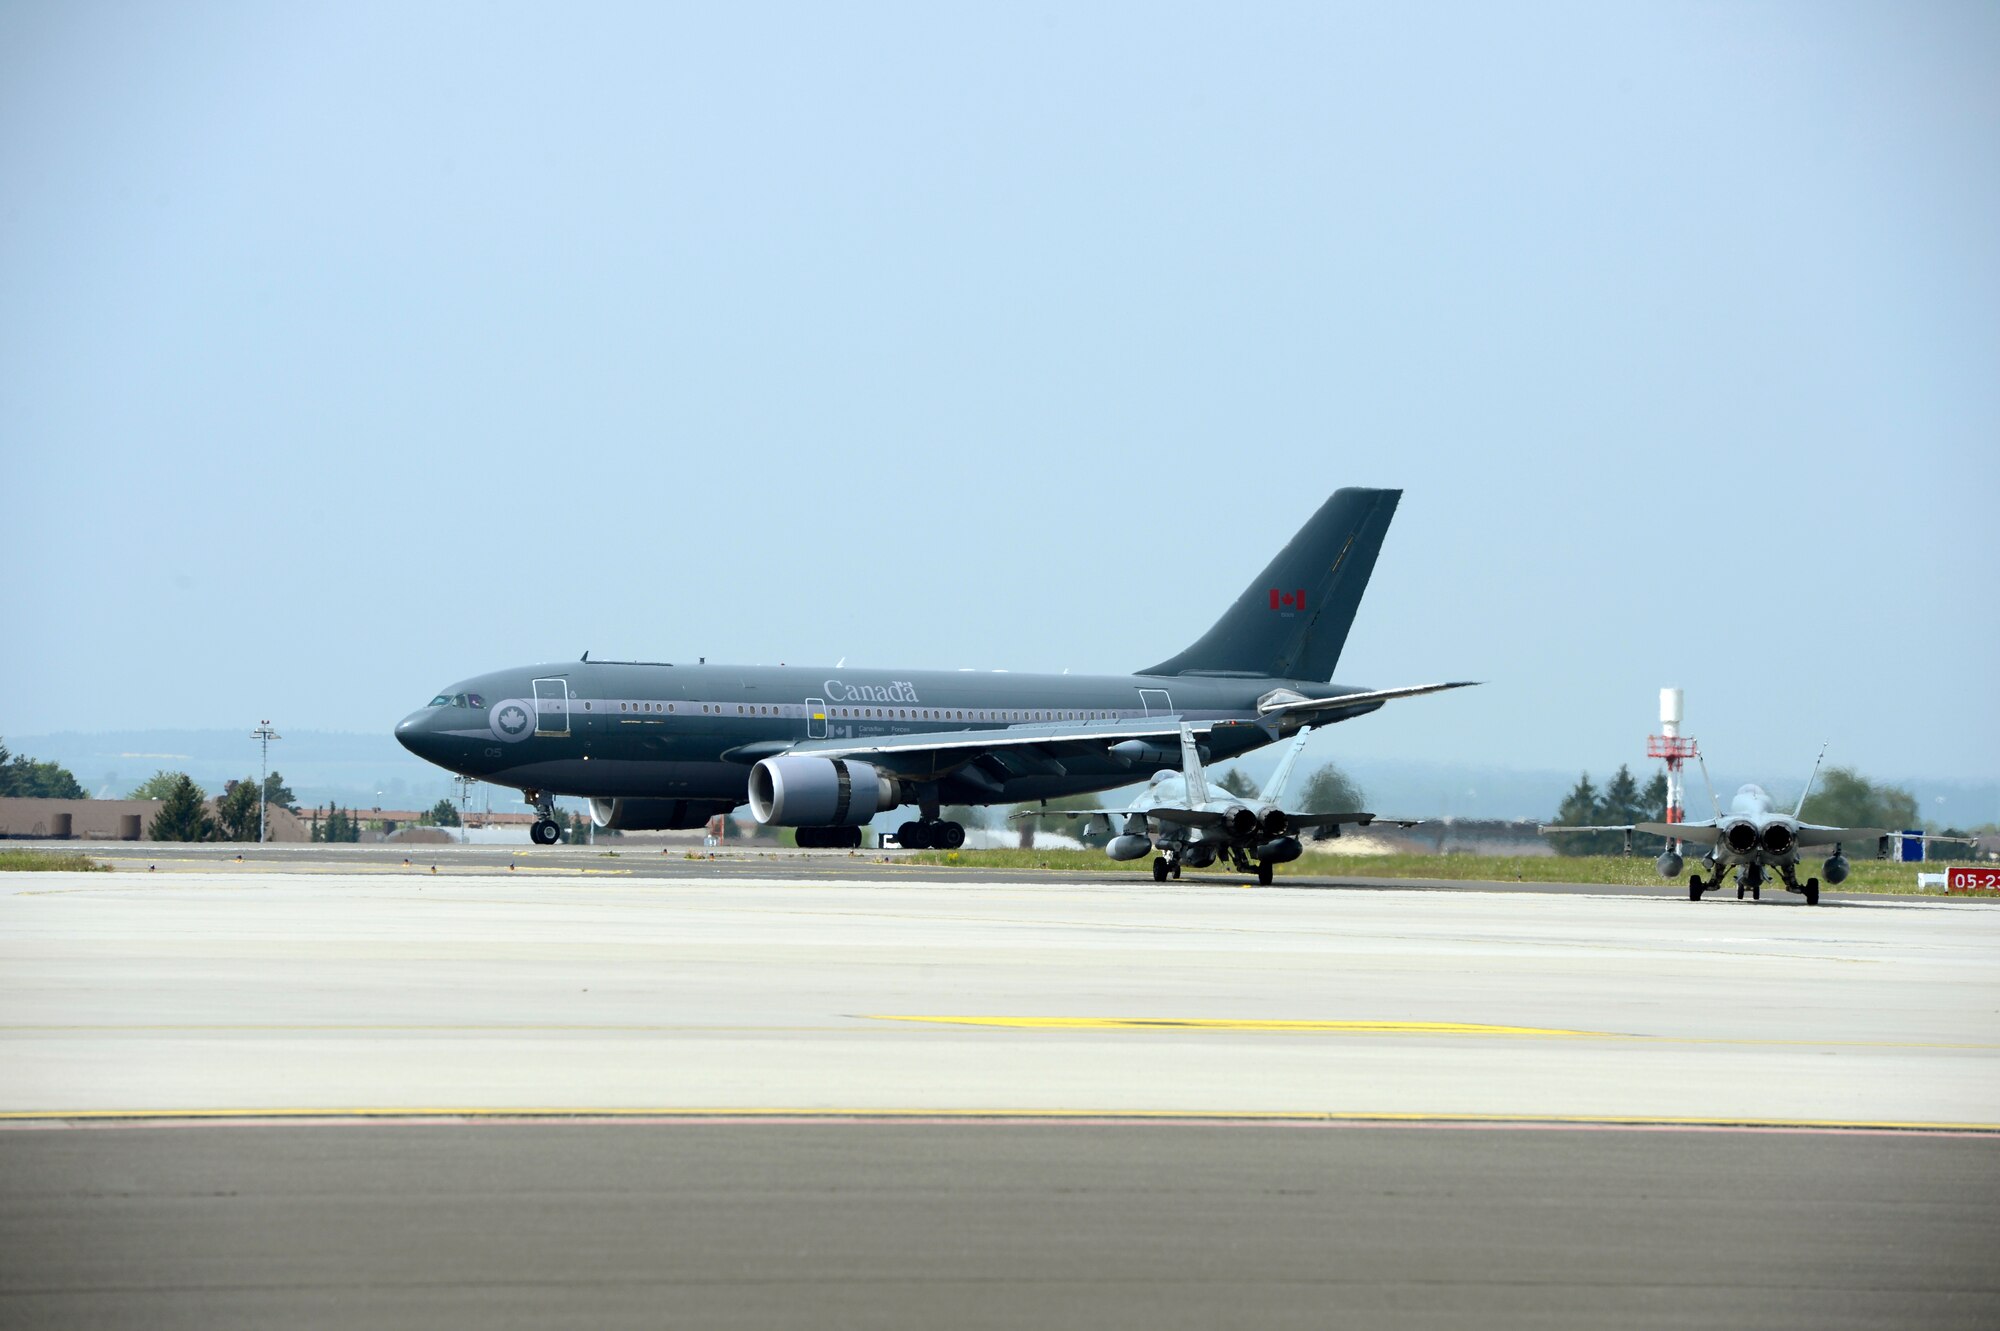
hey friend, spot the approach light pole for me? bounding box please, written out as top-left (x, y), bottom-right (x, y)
top-left (251, 721), bottom-right (280, 844)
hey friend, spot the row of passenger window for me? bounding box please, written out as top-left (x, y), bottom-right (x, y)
top-left (591, 701), bottom-right (1119, 723)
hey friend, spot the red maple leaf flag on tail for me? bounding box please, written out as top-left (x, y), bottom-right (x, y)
top-left (1269, 588), bottom-right (1306, 611)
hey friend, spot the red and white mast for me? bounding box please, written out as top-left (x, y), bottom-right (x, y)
top-left (1646, 687), bottom-right (1697, 825)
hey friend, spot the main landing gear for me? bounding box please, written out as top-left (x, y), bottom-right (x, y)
top-left (1778, 865), bottom-right (1822, 907)
top-left (1151, 855), bottom-right (1182, 882)
top-left (895, 820), bottom-right (965, 851)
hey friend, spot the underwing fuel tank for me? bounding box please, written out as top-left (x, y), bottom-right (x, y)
top-left (1106, 834), bottom-right (1153, 862)
top-left (1823, 854), bottom-right (1851, 884)
top-left (1256, 836), bottom-right (1303, 864)
top-left (1655, 850), bottom-right (1685, 879)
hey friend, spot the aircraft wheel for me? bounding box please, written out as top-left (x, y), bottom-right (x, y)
top-left (1152, 857), bottom-right (1169, 882)
top-left (531, 817), bottom-right (560, 845)
top-left (1688, 875), bottom-right (1705, 901)
top-left (937, 821), bottom-right (965, 850)
top-left (1257, 862), bottom-right (1274, 886)
top-left (897, 820), bottom-right (929, 850)
top-left (1804, 879), bottom-right (1820, 906)
top-left (1752, 885), bottom-right (1761, 901)
top-left (839, 826), bottom-right (863, 850)
top-left (1736, 885), bottom-right (1745, 899)
top-left (1170, 862), bottom-right (1182, 880)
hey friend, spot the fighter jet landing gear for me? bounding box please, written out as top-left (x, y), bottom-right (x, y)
top-left (894, 820), bottom-right (964, 851)
top-left (1256, 861), bottom-right (1275, 886)
top-left (525, 791), bottom-right (562, 845)
top-left (1778, 867), bottom-right (1822, 906)
top-left (1688, 874), bottom-right (1710, 901)
top-left (1151, 855), bottom-right (1183, 882)
top-left (1734, 867), bottom-right (1764, 901)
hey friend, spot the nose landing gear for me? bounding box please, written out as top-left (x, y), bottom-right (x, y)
top-left (524, 790), bottom-right (563, 845)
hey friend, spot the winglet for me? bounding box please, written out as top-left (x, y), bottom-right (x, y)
top-left (1794, 742), bottom-right (1829, 819)
top-left (1178, 723), bottom-right (1211, 806)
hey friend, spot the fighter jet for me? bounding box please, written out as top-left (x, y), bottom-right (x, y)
top-left (396, 488), bottom-right (1476, 847)
top-left (1540, 748), bottom-right (1965, 905)
top-left (1021, 723), bottom-right (1417, 884)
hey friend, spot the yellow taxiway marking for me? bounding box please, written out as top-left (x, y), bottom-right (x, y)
top-left (868, 1016), bottom-right (1605, 1037)
top-left (0, 1106), bottom-right (1994, 1133)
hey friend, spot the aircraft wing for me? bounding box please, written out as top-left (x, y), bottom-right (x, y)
top-left (1148, 807), bottom-right (1227, 828)
top-left (1256, 681), bottom-right (1479, 726)
top-left (1634, 822), bottom-right (1724, 844)
top-left (1287, 811), bottom-right (1398, 831)
top-left (1793, 824), bottom-right (1893, 848)
top-left (765, 715), bottom-right (1269, 786)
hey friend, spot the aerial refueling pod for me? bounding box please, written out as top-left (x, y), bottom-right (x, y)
top-left (748, 756), bottom-right (902, 827)
top-left (589, 798), bottom-right (735, 831)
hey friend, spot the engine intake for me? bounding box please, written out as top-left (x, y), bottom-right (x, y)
top-left (748, 756), bottom-right (902, 827)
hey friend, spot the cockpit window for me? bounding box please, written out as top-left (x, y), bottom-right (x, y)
top-left (429, 692), bottom-right (485, 708)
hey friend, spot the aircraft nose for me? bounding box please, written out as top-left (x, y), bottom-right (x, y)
top-left (396, 709), bottom-right (452, 764)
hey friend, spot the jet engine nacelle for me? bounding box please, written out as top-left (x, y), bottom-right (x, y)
top-left (1106, 834), bottom-right (1153, 862)
top-left (1760, 823), bottom-right (1795, 855)
top-left (1258, 809), bottom-right (1289, 838)
top-left (1723, 821), bottom-right (1759, 855)
top-left (1823, 854), bottom-right (1851, 884)
top-left (1256, 836), bottom-right (1303, 864)
top-left (747, 756), bottom-right (902, 827)
top-left (589, 797), bottom-right (735, 831)
top-left (1655, 850), bottom-right (1685, 879)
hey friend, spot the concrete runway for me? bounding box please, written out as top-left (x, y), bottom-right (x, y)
top-left (3, 860), bottom-right (1995, 1326)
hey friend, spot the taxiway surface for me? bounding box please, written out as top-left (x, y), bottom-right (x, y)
top-left (3, 860), bottom-right (1995, 1328)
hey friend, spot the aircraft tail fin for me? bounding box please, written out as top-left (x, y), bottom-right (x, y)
top-left (1258, 725), bottom-right (1315, 805)
top-left (1794, 742), bottom-right (1829, 819)
top-left (1138, 488), bottom-right (1401, 681)
top-left (1178, 723), bottom-right (1211, 806)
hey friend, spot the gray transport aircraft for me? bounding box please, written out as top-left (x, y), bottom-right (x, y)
top-left (1540, 748), bottom-right (1968, 905)
top-left (1021, 723), bottom-right (1420, 884)
top-left (397, 488), bottom-right (1472, 847)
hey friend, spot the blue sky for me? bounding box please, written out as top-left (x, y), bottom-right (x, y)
top-left (3, 1), bottom-right (1995, 782)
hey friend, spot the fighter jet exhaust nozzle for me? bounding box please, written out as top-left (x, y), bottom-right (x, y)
top-left (747, 756), bottom-right (902, 827)
top-left (1724, 821), bottom-right (1759, 855)
top-left (1258, 809), bottom-right (1289, 838)
top-left (1760, 823), bottom-right (1795, 855)
top-left (1655, 851), bottom-right (1684, 879)
top-left (1257, 837), bottom-right (1303, 864)
top-left (1823, 854), bottom-right (1850, 885)
top-left (1106, 834), bottom-right (1153, 862)
top-left (1223, 806), bottom-right (1258, 839)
